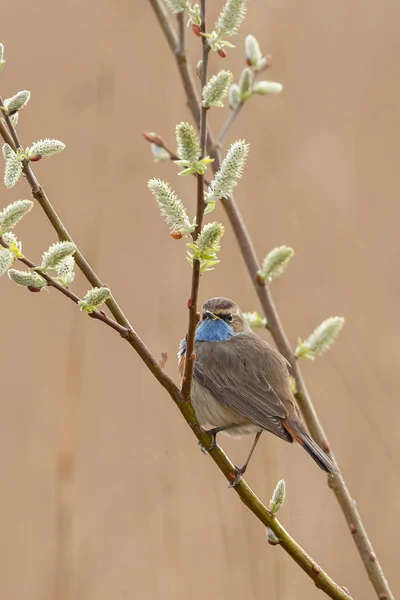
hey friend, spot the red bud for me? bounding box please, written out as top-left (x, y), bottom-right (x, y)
top-left (196, 312), bottom-right (201, 322)
top-left (27, 286), bottom-right (42, 293)
top-left (218, 48), bottom-right (227, 58)
top-left (192, 24), bottom-right (201, 37)
top-left (187, 298), bottom-right (193, 308)
top-left (29, 154), bottom-right (42, 162)
top-left (342, 587), bottom-right (351, 596)
top-left (170, 231), bottom-right (183, 240)
top-left (142, 131), bottom-right (165, 146)
top-left (312, 564), bottom-right (321, 575)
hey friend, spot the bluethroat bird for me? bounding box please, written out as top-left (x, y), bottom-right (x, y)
top-left (178, 297), bottom-right (337, 485)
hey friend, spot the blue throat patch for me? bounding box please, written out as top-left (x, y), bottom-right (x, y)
top-left (178, 319), bottom-right (234, 357)
top-left (194, 318), bottom-right (234, 342)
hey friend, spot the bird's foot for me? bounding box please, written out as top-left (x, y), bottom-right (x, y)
top-left (198, 427), bottom-right (222, 454)
top-left (228, 465), bottom-right (245, 488)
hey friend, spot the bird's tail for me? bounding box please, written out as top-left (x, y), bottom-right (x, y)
top-left (283, 419), bottom-right (338, 474)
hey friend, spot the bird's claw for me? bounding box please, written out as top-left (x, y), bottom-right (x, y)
top-left (228, 465), bottom-right (244, 488)
top-left (198, 427), bottom-right (221, 454)
top-left (198, 435), bottom-right (217, 454)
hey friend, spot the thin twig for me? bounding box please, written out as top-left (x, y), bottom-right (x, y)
top-left (217, 102), bottom-right (244, 146)
top-left (181, 0), bottom-right (209, 402)
top-left (147, 3), bottom-right (394, 600)
top-left (177, 12), bottom-right (185, 55)
top-left (217, 61), bottom-right (270, 147)
top-left (0, 239), bottom-right (352, 600)
top-left (0, 104), bottom-right (133, 332)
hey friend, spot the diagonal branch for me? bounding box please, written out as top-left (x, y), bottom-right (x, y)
top-left (0, 237), bottom-right (351, 600)
top-left (147, 3), bottom-right (394, 600)
top-left (2, 32), bottom-right (350, 600)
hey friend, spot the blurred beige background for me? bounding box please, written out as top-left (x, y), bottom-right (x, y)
top-left (0, 1), bottom-right (399, 599)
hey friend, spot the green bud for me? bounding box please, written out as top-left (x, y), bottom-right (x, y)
top-left (253, 81), bottom-right (283, 95)
top-left (165, 0), bottom-right (188, 13)
top-left (0, 247), bottom-right (15, 275)
top-left (257, 246), bottom-right (294, 283)
top-left (266, 527), bottom-right (280, 545)
top-left (151, 143), bottom-right (170, 163)
top-left (187, 222), bottom-right (224, 272)
top-left (4, 90), bottom-right (30, 114)
top-left (78, 286), bottom-right (110, 313)
top-left (8, 268), bottom-right (46, 288)
top-left (147, 178), bottom-right (195, 237)
top-left (2, 143), bottom-right (13, 161)
top-left (216, 0), bottom-right (247, 37)
top-left (0, 199), bottom-right (33, 233)
top-left (202, 70), bottom-right (233, 108)
top-left (243, 311), bottom-right (267, 328)
top-left (269, 479), bottom-right (286, 514)
top-left (228, 84), bottom-right (241, 109)
top-left (26, 139), bottom-right (65, 159)
top-left (295, 317), bottom-right (345, 360)
top-left (40, 241), bottom-right (76, 271)
top-left (238, 68), bottom-right (254, 101)
top-left (174, 122), bottom-right (213, 176)
top-left (196, 60), bottom-right (203, 79)
top-left (176, 122), bottom-right (200, 164)
top-left (3, 148), bottom-right (23, 188)
top-left (245, 35), bottom-right (266, 69)
top-left (205, 139), bottom-right (249, 204)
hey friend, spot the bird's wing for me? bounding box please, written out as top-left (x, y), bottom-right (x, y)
top-left (194, 334), bottom-right (293, 441)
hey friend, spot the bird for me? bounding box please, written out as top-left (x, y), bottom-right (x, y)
top-left (178, 296), bottom-right (337, 486)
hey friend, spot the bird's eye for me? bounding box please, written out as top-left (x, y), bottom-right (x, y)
top-left (225, 314), bottom-right (233, 323)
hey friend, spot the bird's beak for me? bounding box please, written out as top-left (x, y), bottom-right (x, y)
top-left (202, 311), bottom-right (218, 321)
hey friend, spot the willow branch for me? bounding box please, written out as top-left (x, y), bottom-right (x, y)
top-left (2, 25), bottom-right (352, 600)
top-left (0, 104), bottom-right (133, 331)
top-left (148, 3), bottom-right (394, 600)
top-left (181, 1), bottom-right (209, 402)
top-left (0, 235), bottom-right (352, 600)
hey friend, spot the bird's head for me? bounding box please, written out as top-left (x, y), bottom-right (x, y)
top-left (178, 297), bottom-right (250, 351)
top-left (200, 297), bottom-right (250, 336)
